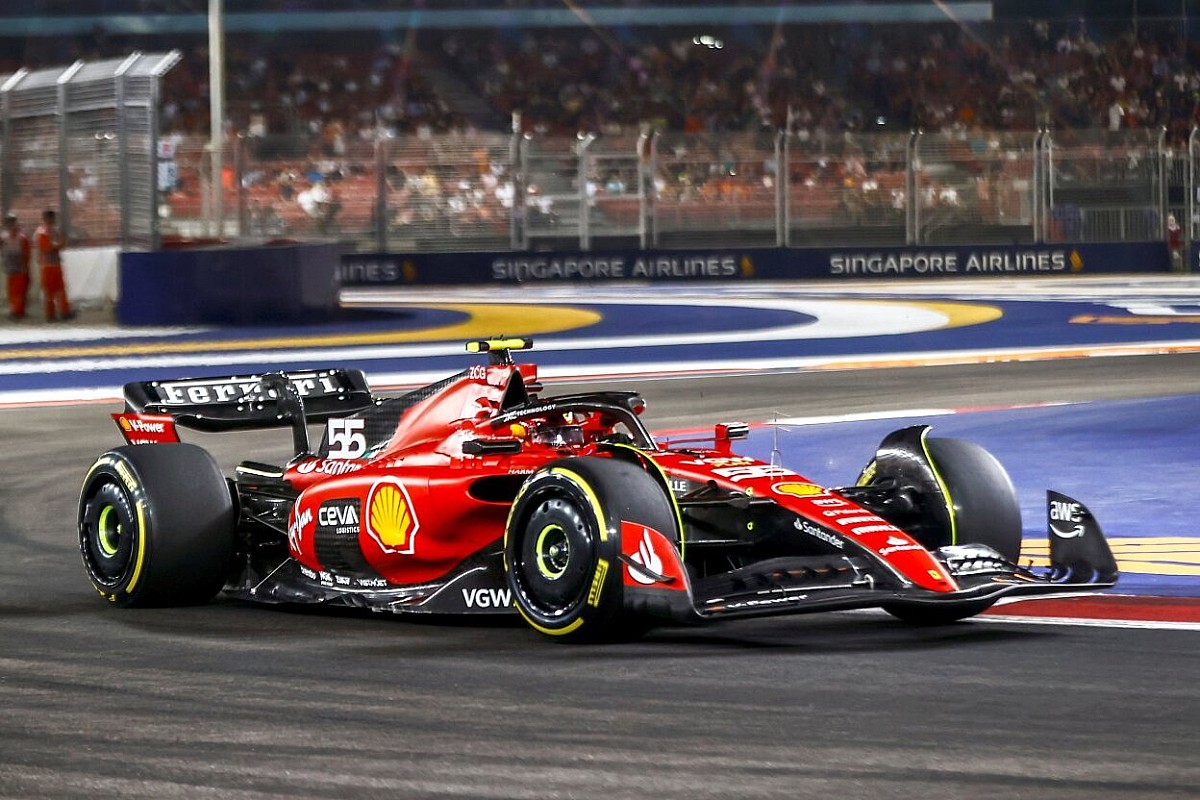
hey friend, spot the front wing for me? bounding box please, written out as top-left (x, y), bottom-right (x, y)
top-left (625, 489), bottom-right (1118, 624)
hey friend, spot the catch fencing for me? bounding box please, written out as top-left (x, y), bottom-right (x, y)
top-left (173, 125), bottom-right (1193, 262)
top-left (0, 52), bottom-right (180, 250)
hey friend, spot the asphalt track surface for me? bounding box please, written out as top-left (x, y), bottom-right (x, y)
top-left (3, 356), bottom-right (1200, 799)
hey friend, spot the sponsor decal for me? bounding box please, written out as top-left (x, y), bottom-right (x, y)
top-left (462, 587), bottom-right (514, 609)
top-left (587, 558), bottom-right (610, 607)
top-left (668, 479), bottom-right (691, 495)
top-left (828, 249), bottom-right (1068, 276)
top-left (112, 413), bottom-right (179, 444)
top-left (1049, 499), bottom-right (1086, 539)
top-left (848, 524), bottom-right (895, 535)
top-left (712, 464), bottom-right (792, 483)
top-left (317, 499), bottom-right (360, 537)
top-left (490, 254), bottom-right (740, 283)
top-left (288, 507), bottom-right (312, 554)
top-left (365, 478), bottom-right (420, 555)
top-left (299, 563), bottom-right (388, 589)
top-left (702, 456), bottom-right (756, 467)
top-left (295, 458), bottom-right (364, 477)
top-left (773, 482), bottom-right (825, 498)
top-left (115, 461), bottom-right (139, 494)
top-left (338, 258), bottom-right (403, 284)
top-left (793, 517), bottom-right (845, 549)
top-left (627, 528), bottom-right (665, 585)
top-left (879, 535), bottom-right (923, 557)
top-left (154, 372), bottom-right (342, 405)
top-left (719, 593), bottom-right (809, 611)
top-left (814, 498), bottom-right (850, 508)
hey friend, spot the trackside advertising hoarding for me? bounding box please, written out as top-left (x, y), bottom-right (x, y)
top-left (340, 242), bottom-right (1170, 286)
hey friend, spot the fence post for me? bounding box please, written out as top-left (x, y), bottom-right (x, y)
top-left (1189, 126), bottom-right (1198, 268)
top-left (1032, 130), bottom-right (1043, 243)
top-left (1156, 126), bottom-right (1168, 238)
top-left (906, 131), bottom-right (918, 245)
top-left (577, 133), bottom-right (593, 251)
top-left (374, 134), bottom-right (387, 253)
top-left (0, 70), bottom-right (27, 218)
top-left (56, 61), bottom-right (84, 243)
top-left (775, 130), bottom-right (787, 247)
top-left (114, 53), bottom-right (140, 249)
top-left (510, 128), bottom-right (525, 251)
top-left (234, 133), bottom-right (247, 238)
top-left (637, 127), bottom-right (651, 249)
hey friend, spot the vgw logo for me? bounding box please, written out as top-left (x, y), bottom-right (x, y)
top-left (461, 588), bottom-right (513, 609)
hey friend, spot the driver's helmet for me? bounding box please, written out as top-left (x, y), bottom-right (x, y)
top-left (531, 424), bottom-right (585, 448)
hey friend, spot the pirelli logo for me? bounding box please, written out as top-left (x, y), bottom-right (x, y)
top-left (587, 558), bottom-right (609, 607)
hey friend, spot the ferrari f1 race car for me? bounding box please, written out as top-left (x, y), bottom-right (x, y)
top-left (78, 339), bottom-right (1118, 641)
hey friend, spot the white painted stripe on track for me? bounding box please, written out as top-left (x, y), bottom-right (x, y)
top-left (971, 615), bottom-right (1200, 631)
top-left (842, 607), bottom-right (1200, 631)
top-left (4, 340), bottom-right (1200, 407)
top-left (0, 325), bottom-right (206, 346)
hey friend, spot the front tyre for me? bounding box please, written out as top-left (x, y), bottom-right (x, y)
top-left (882, 437), bottom-right (1020, 624)
top-left (860, 429), bottom-right (1022, 625)
top-left (505, 456), bottom-right (676, 642)
top-left (78, 444), bottom-right (236, 607)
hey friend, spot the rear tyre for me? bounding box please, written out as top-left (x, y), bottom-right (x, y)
top-left (78, 444), bottom-right (236, 607)
top-left (505, 456), bottom-right (676, 642)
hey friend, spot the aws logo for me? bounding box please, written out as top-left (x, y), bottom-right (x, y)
top-left (365, 478), bottom-right (420, 555)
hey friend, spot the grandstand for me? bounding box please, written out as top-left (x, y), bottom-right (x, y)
top-left (0, 2), bottom-right (1196, 255)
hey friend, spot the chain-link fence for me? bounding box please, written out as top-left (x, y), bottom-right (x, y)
top-left (167, 125), bottom-right (1190, 256)
top-left (1, 53), bottom-right (179, 250)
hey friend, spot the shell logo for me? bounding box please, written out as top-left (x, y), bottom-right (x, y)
top-left (772, 481), bottom-right (825, 498)
top-left (118, 417), bottom-right (133, 432)
top-left (365, 478), bottom-right (419, 555)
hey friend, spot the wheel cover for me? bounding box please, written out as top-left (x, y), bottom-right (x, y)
top-left (96, 505), bottom-right (121, 557)
top-left (80, 480), bottom-right (137, 587)
top-left (516, 495), bottom-right (594, 618)
top-left (534, 523), bottom-right (571, 579)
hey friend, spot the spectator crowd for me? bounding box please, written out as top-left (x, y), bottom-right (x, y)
top-left (2, 12), bottom-right (1197, 245)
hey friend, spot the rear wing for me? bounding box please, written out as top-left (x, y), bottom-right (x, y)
top-left (122, 369), bottom-right (376, 433)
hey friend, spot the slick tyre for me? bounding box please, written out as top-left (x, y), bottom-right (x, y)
top-left (505, 456), bottom-right (676, 642)
top-left (78, 444), bottom-right (236, 607)
top-left (924, 437), bottom-right (1022, 561)
top-left (882, 437), bottom-right (1021, 624)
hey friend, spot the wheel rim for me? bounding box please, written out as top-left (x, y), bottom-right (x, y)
top-left (516, 494), bottom-right (594, 618)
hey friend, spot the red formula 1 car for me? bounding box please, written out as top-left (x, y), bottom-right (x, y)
top-left (78, 339), bottom-right (1117, 641)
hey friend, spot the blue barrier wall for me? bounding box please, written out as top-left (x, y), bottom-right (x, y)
top-left (119, 243), bottom-right (340, 325)
top-left (341, 242), bottom-right (1170, 287)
